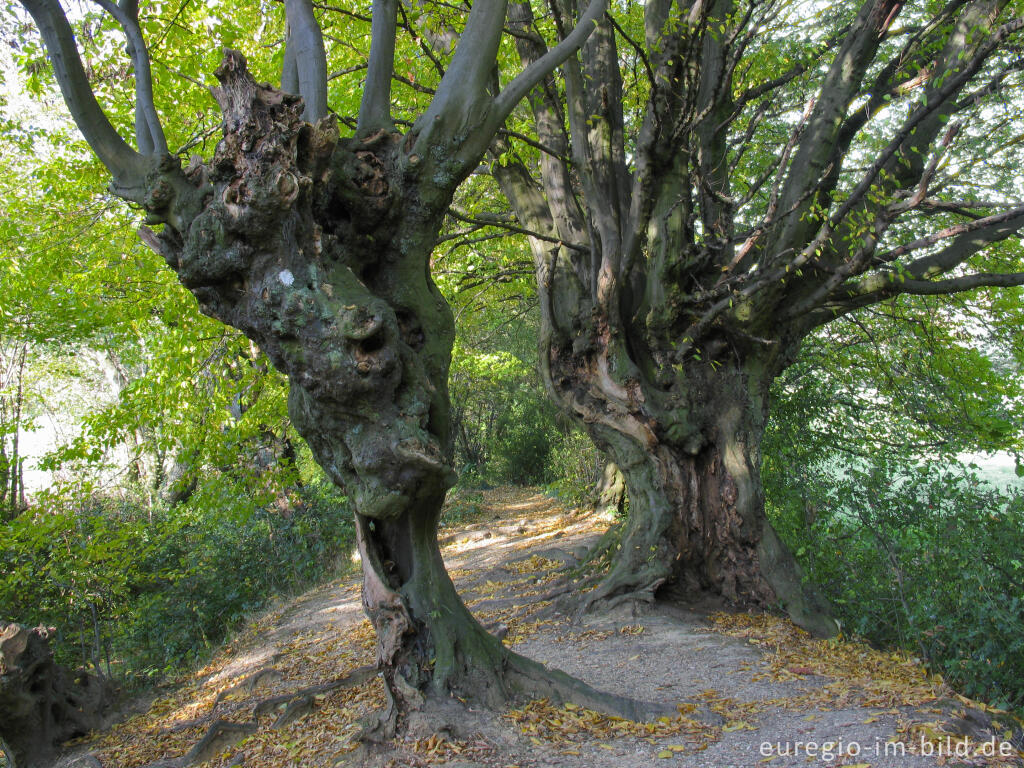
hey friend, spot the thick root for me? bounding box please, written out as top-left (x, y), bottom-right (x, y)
top-left (503, 652), bottom-right (676, 722)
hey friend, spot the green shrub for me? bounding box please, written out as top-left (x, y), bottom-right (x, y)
top-left (0, 474), bottom-right (354, 685)
top-left (768, 459), bottom-right (1024, 711)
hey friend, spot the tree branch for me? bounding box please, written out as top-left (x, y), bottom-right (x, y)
top-left (489, 0), bottom-right (608, 128)
top-left (812, 207), bottom-right (1024, 318)
top-left (872, 204), bottom-right (1024, 267)
top-left (358, 0), bottom-right (398, 134)
top-left (782, 8), bottom-right (1024, 317)
top-left (503, 0), bottom-right (588, 249)
top-left (447, 207), bottom-right (589, 251)
top-left (820, 272), bottom-right (1024, 322)
top-left (283, 0), bottom-right (328, 122)
top-left (89, 0), bottom-right (167, 155)
top-left (18, 0), bottom-right (150, 196)
top-left (769, 0), bottom-right (904, 250)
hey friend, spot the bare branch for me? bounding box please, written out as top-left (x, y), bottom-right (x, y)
top-left (817, 272), bottom-right (1024, 323)
top-left (328, 63), bottom-right (369, 80)
top-left (782, 9), bottom-right (1024, 317)
top-left (496, 127), bottom-right (567, 161)
top-left (731, 25), bottom-right (851, 114)
top-left (606, 11), bottom-right (652, 84)
top-left (358, 0), bottom-right (398, 134)
top-left (283, 0), bottom-right (328, 122)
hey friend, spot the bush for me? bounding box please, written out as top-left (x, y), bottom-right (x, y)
top-left (543, 428), bottom-right (603, 503)
top-left (0, 473), bottom-right (354, 685)
top-left (768, 458), bottom-right (1024, 711)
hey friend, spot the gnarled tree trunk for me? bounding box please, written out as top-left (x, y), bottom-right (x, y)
top-left (561, 343), bottom-right (837, 636)
top-left (492, 0), bottom-right (1024, 639)
top-left (136, 54), bottom-right (509, 716)
top-left (126, 52), bottom-right (657, 724)
top-left (20, 0), bottom-right (683, 737)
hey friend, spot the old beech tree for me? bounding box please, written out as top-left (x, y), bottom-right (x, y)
top-left (16, 0), bottom-right (667, 727)
top-left (488, 0), bottom-right (1024, 635)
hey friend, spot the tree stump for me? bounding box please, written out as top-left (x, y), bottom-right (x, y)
top-left (0, 623), bottom-right (113, 768)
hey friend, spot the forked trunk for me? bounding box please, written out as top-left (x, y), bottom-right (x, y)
top-left (355, 494), bottom-right (508, 715)
top-left (126, 52), bottom-right (660, 726)
top-left (352, 490), bottom-right (666, 728)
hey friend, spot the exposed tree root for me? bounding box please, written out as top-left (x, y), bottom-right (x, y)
top-left (355, 680), bottom-right (401, 744)
top-left (181, 721), bottom-right (257, 766)
top-left (154, 716), bottom-right (216, 737)
top-left (54, 755), bottom-right (102, 768)
top-left (251, 664), bottom-right (377, 725)
top-left (576, 562), bottom-right (668, 615)
top-left (211, 667), bottom-right (283, 707)
top-left (141, 720), bottom-right (258, 768)
top-left (573, 522), bottom-right (622, 573)
top-left (140, 665), bottom-right (380, 766)
top-left (502, 651), bottom-right (676, 722)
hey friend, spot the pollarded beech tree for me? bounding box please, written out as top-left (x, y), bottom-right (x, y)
top-left (15, 0), bottom-right (660, 735)
top-left (489, 0), bottom-right (1024, 636)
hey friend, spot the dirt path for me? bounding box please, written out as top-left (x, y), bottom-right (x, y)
top-left (64, 488), bottom-right (1022, 768)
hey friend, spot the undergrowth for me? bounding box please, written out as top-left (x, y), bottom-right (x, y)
top-left (768, 459), bottom-right (1024, 714)
top-left (0, 474), bottom-right (354, 687)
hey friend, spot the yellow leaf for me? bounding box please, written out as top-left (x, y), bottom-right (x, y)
top-left (723, 721), bottom-right (756, 732)
top-left (657, 749), bottom-right (674, 758)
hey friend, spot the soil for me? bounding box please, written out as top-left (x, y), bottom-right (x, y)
top-left (56, 488), bottom-right (1023, 768)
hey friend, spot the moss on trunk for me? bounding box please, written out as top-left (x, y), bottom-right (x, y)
top-left (124, 51), bottom-right (666, 725)
top-left (571, 353), bottom-right (838, 637)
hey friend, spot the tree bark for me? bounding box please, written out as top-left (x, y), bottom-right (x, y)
top-left (546, 313), bottom-right (838, 636)
top-left (592, 462), bottom-right (625, 519)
